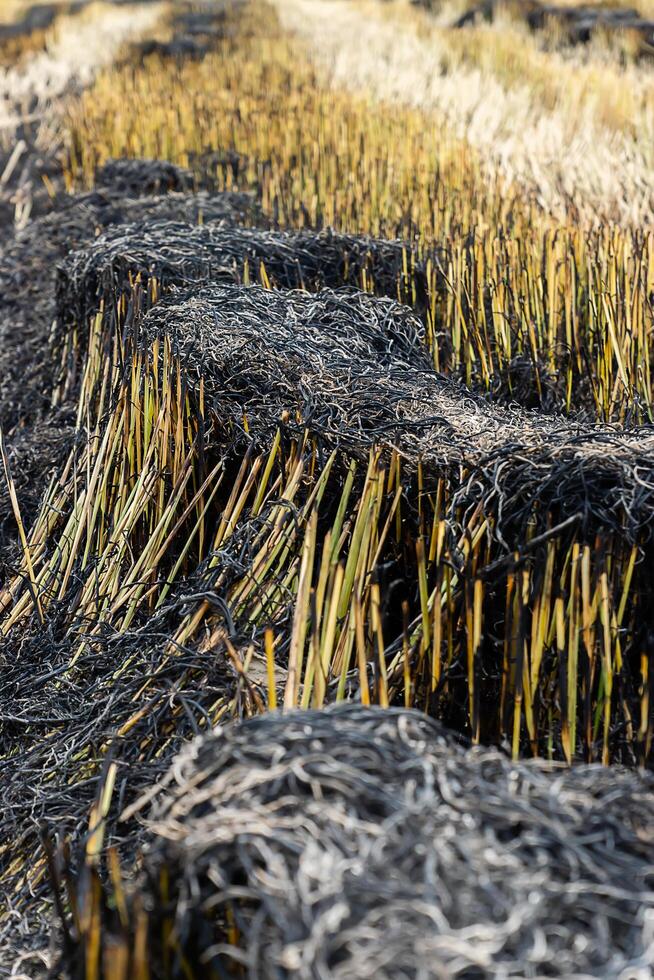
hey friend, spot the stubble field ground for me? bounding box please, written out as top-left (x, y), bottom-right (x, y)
top-left (1, 1), bottom-right (654, 976)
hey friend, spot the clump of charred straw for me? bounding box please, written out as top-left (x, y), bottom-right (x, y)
top-left (0, 418), bottom-right (74, 560)
top-left (55, 218), bottom-right (434, 337)
top-left (93, 157), bottom-right (197, 195)
top-left (0, 167), bottom-right (259, 429)
top-left (451, 0), bottom-right (654, 55)
top-left (138, 285), bottom-right (654, 537)
top-left (54, 705), bottom-right (654, 979)
top-left (132, 0), bottom-right (243, 62)
top-left (52, 220), bottom-right (654, 540)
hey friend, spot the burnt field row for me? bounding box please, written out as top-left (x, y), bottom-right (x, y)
top-left (1, 1), bottom-right (654, 977)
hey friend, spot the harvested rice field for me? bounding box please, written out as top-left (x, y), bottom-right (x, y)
top-left (1, 0), bottom-right (654, 976)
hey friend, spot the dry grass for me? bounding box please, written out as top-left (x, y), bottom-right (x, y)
top-left (0, 1), bottom-right (166, 133)
top-left (272, 0), bottom-right (654, 226)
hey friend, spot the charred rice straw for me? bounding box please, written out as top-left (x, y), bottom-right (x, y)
top-left (55, 705), bottom-right (654, 979)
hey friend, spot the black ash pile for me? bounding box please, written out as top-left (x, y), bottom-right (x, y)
top-left (0, 4), bottom-right (61, 45)
top-left (56, 218), bottom-right (434, 332)
top-left (0, 158), bottom-right (258, 428)
top-left (71, 704), bottom-right (654, 979)
top-left (135, 284), bottom-right (654, 540)
top-left (93, 156), bottom-right (197, 194)
top-left (0, 419), bottom-right (75, 566)
top-left (132, 0), bottom-right (246, 61)
top-left (0, 159), bottom-right (260, 562)
top-left (0, 613), bottom-right (240, 967)
top-left (448, 0), bottom-right (654, 52)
